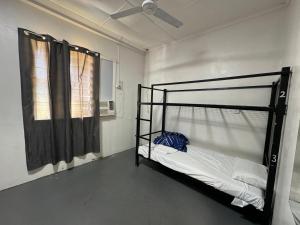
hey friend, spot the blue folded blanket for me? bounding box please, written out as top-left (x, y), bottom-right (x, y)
top-left (153, 131), bottom-right (189, 152)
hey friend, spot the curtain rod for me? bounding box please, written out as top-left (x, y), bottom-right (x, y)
top-left (23, 29), bottom-right (99, 56)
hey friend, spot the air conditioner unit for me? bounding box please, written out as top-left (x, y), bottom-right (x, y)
top-left (100, 100), bottom-right (115, 117)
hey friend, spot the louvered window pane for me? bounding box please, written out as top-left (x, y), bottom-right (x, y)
top-left (70, 51), bottom-right (95, 118)
top-left (31, 40), bottom-right (51, 120)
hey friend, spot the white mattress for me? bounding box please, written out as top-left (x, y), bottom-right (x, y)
top-left (138, 144), bottom-right (265, 211)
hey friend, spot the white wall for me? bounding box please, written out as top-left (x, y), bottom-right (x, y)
top-left (290, 127), bottom-right (300, 203)
top-left (273, 0), bottom-right (300, 224)
top-left (144, 3), bottom-right (300, 224)
top-left (144, 8), bottom-right (286, 163)
top-left (0, 0), bottom-right (144, 191)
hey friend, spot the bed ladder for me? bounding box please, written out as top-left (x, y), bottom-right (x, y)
top-left (135, 84), bottom-right (166, 166)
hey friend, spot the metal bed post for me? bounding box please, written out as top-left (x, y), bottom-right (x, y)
top-left (148, 85), bottom-right (154, 159)
top-left (263, 82), bottom-right (277, 166)
top-left (135, 84), bottom-right (142, 166)
top-left (263, 67), bottom-right (291, 225)
top-left (162, 89), bottom-right (167, 133)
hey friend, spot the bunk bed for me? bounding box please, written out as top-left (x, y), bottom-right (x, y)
top-left (135, 67), bottom-right (292, 225)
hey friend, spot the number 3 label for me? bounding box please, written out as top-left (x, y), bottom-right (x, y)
top-left (272, 155), bottom-right (277, 163)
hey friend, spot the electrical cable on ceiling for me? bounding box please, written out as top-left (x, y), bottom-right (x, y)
top-left (25, 0), bottom-right (145, 53)
top-left (116, 44), bottom-right (122, 90)
top-left (99, 1), bottom-right (128, 28)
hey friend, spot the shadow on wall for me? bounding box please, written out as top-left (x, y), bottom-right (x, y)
top-left (166, 107), bottom-right (267, 162)
top-left (241, 111), bottom-right (266, 147)
top-left (290, 126), bottom-right (300, 202)
top-left (170, 107), bottom-right (266, 130)
top-left (148, 49), bottom-right (281, 75)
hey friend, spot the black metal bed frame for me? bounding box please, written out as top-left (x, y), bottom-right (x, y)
top-left (135, 67), bottom-right (291, 225)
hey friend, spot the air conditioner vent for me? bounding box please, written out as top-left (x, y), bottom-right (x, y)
top-left (100, 100), bottom-right (115, 117)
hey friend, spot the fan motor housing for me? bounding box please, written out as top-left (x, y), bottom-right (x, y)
top-left (142, 0), bottom-right (157, 15)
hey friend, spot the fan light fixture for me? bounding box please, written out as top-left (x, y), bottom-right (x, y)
top-left (110, 0), bottom-right (183, 28)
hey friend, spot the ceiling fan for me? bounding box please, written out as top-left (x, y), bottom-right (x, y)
top-left (110, 0), bottom-right (183, 28)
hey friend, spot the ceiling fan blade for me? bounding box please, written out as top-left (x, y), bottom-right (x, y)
top-left (153, 8), bottom-right (183, 28)
top-left (110, 7), bottom-right (143, 19)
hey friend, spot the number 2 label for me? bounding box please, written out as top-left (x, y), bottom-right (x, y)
top-left (280, 91), bottom-right (286, 98)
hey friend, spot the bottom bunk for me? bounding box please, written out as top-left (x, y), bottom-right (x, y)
top-left (138, 143), bottom-right (266, 211)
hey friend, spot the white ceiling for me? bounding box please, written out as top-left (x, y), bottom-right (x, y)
top-left (29, 0), bottom-right (289, 50)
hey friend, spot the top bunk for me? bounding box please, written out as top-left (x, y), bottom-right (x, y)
top-left (139, 67), bottom-right (291, 112)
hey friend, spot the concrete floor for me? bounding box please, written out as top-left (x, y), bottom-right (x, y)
top-left (0, 149), bottom-right (257, 225)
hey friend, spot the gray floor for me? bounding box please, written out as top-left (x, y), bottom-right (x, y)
top-left (0, 149), bottom-right (257, 225)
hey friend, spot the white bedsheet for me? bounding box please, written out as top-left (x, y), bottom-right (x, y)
top-left (138, 144), bottom-right (265, 210)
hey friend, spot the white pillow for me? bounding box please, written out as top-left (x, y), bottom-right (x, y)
top-left (232, 157), bottom-right (268, 190)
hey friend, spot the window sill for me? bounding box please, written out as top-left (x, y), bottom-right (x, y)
top-left (100, 112), bottom-right (115, 117)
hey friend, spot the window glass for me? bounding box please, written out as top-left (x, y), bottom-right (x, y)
top-left (100, 59), bottom-right (113, 101)
top-left (31, 40), bottom-right (50, 120)
top-left (70, 50), bottom-right (95, 118)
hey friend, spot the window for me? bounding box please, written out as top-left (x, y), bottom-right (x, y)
top-left (19, 28), bottom-right (101, 170)
top-left (32, 46), bottom-right (96, 120)
top-left (31, 40), bottom-right (51, 120)
top-left (100, 58), bottom-right (114, 101)
top-left (70, 50), bottom-right (95, 118)
top-left (100, 58), bottom-right (115, 116)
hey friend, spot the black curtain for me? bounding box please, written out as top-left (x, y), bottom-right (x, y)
top-left (18, 28), bottom-right (100, 171)
top-left (49, 40), bottom-right (73, 164)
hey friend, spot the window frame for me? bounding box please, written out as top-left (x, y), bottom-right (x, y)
top-left (100, 55), bottom-right (116, 117)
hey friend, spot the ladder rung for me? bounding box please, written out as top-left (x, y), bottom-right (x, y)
top-left (139, 136), bottom-right (150, 141)
top-left (140, 118), bottom-right (150, 122)
top-left (140, 130), bottom-right (162, 137)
